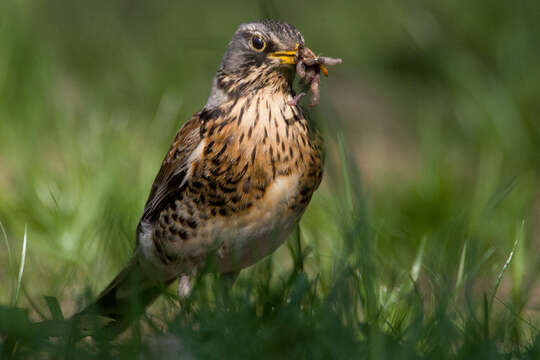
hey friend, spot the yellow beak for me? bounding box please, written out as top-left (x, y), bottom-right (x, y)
top-left (268, 50), bottom-right (298, 64)
top-left (268, 45), bottom-right (331, 76)
top-left (268, 43), bottom-right (300, 64)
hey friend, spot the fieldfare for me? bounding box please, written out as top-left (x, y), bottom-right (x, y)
top-left (79, 19), bottom-right (341, 332)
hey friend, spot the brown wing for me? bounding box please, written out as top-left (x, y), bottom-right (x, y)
top-left (140, 114), bottom-right (203, 222)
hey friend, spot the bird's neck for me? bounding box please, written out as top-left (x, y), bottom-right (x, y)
top-left (205, 68), bottom-right (294, 109)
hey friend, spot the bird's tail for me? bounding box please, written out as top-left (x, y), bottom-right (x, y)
top-left (74, 255), bottom-right (174, 336)
top-left (1, 256), bottom-right (173, 357)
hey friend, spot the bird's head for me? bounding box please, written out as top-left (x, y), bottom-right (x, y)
top-left (207, 20), bottom-right (308, 105)
top-left (220, 20), bottom-right (304, 75)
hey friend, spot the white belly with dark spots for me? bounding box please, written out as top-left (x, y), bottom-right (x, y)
top-left (216, 175), bottom-right (301, 273)
top-left (138, 175), bottom-right (302, 278)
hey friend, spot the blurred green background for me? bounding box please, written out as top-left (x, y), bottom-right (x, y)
top-left (1, 0), bottom-right (540, 358)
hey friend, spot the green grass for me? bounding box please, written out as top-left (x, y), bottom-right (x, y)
top-left (1, 0), bottom-right (540, 358)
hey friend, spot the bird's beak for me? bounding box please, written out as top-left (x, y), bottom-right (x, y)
top-left (268, 44), bottom-right (299, 65)
top-left (268, 44), bottom-right (331, 76)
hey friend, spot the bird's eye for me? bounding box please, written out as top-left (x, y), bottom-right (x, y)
top-left (250, 35), bottom-right (266, 52)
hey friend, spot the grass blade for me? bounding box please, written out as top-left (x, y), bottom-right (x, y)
top-left (411, 236), bottom-right (426, 283)
top-left (0, 220), bottom-right (14, 297)
top-left (489, 220), bottom-right (524, 314)
top-left (455, 241), bottom-right (467, 291)
top-left (13, 225), bottom-right (28, 306)
top-left (44, 296), bottom-right (64, 320)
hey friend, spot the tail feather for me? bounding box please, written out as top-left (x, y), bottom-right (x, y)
top-left (75, 256), bottom-right (174, 335)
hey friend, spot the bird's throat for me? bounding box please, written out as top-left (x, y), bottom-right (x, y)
top-left (214, 66), bottom-right (294, 101)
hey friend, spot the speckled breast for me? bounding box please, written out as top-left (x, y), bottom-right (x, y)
top-left (145, 93), bottom-right (323, 277)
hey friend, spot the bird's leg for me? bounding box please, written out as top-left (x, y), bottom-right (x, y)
top-left (177, 273), bottom-right (196, 299)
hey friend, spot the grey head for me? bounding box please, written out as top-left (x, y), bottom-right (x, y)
top-left (206, 20), bottom-right (305, 108)
top-left (220, 19), bottom-right (305, 74)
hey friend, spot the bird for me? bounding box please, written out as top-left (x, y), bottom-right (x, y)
top-left (77, 19), bottom-right (327, 333)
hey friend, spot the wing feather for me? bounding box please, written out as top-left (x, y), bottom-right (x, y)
top-left (140, 114), bottom-right (203, 222)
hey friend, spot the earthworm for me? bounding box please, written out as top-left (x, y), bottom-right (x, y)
top-left (301, 57), bottom-right (319, 66)
top-left (296, 59), bottom-right (306, 78)
top-left (303, 65), bottom-right (317, 85)
top-left (317, 56), bottom-right (342, 66)
top-left (293, 46), bottom-right (342, 107)
top-left (288, 92), bottom-right (306, 106)
top-left (309, 72), bottom-right (320, 107)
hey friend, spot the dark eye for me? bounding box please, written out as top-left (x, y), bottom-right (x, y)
top-left (251, 35), bottom-right (266, 51)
